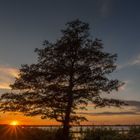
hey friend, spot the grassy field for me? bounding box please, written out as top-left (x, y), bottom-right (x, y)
top-left (0, 125), bottom-right (140, 140)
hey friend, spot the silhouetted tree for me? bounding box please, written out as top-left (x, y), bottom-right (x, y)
top-left (0, 19), bottom-right (125, 140)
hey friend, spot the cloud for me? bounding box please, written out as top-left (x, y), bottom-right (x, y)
top-left (118, 54), bottom-right (140, 70)
top-left (0, 66), bottom-right (18, 89)
top-left (126, 100), bottom-right (140, 112)
top-left (79, 111), bottom-right (140, 116)
top-left (126, 100), bottom-right (140, 107)
top-left (78, 100), bottom-right (140, 116)
top-left (118, 80), bottom-right (130, 91)
top-left (131, 55), bottom-right (140, 65)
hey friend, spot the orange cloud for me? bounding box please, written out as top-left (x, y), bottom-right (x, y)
top-left (0, 65), bottom-right (19, 89)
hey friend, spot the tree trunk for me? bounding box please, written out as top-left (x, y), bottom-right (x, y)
top-left (61, 61), bottom-right (74, 140)
top-left (62, 75), bottom-right (73, 140)
top-left (62, 101), bottom-right (72, 140)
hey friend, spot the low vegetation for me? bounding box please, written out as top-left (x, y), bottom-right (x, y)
top-left (0, 125), bottom-right (139, 140)
top-left (0, 126), bottom-right (58, 140)
top-left (81, 127), bottom-right (140, 140)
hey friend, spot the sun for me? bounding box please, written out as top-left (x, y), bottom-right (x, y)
top-left (10, 121), bottom-right (19, 126)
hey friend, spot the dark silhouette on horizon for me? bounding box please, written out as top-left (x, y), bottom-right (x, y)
top-left (0, 19), bottom-right (126, 140)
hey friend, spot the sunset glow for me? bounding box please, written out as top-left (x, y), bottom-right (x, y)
top-left (0, 0), bottom-right (140, 127)
top-left (10, 121), bottom-right (19, 126)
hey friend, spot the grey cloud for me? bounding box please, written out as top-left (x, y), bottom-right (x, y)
top-left (126, 100), bottom-right (140, 112)
top-left (126, 100), bottom-right (140, 106)
top-left (117, 54), bottom-right (140, 70)
top-left (78, 100), bottom-right (140, 116)
top-left (79, 111), bottom-right (140, 116)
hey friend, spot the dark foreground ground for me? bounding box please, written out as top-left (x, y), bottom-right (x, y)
top-left (0, 125), bottom-right (140, 140)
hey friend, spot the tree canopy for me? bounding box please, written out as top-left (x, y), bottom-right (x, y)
top-left (0, 19), bottom-right (125, 140)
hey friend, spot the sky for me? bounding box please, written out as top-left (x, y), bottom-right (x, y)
top-left (0, 0), bottom-right (140, 125)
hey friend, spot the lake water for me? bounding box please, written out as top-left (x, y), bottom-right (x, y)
top-left (34, 125), bottom-right (139, 131)
top-left (27, 125), bottom-right (140, 139)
